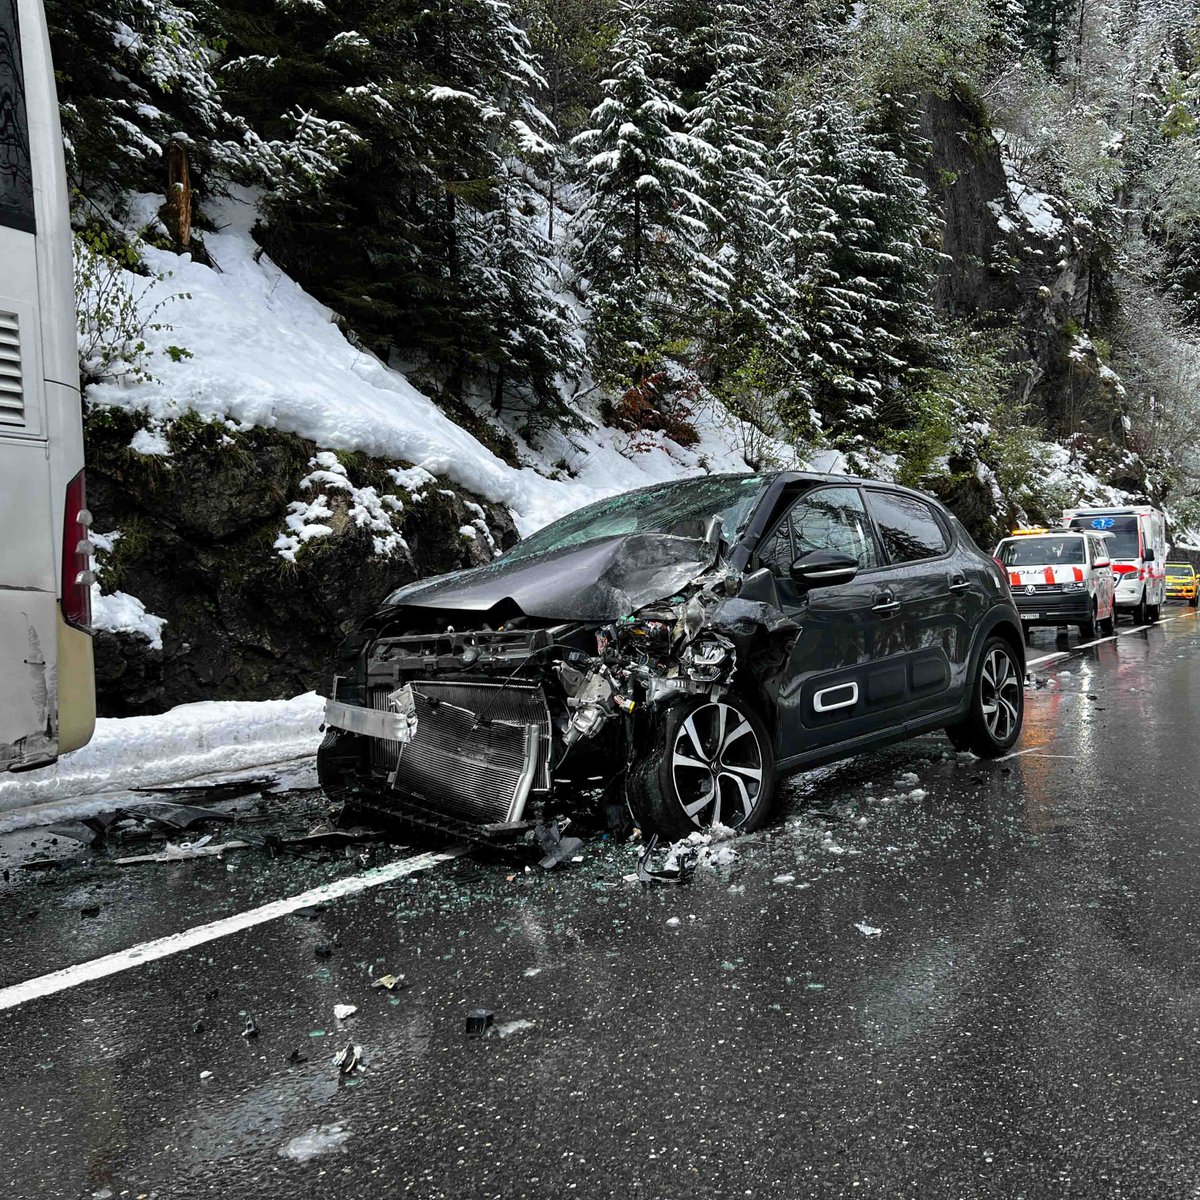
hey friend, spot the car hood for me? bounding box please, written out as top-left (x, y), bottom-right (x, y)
top-left (382, 533), bottom-right (712, 621)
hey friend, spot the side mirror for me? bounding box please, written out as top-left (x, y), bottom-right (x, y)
top-left (1144, 549), bottom-right (1156, 562)
top-left (790, 550), bottom-right (859, 589)
top-left (1094, 558), bottom-right (1111, 569)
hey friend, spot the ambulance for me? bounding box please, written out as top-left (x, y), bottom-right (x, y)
top-left (1062, 506), bottom-right (1168, 624)
top-left (993, 528), bottom-right (1116, 638)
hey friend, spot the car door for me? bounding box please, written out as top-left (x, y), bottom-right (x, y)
top-left (862, 488), bottom-right (974, 721)
top-left (755, 485), bottom-right (907, 760)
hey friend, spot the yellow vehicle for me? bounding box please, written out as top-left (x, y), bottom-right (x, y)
top-left (1165, 562), bottom-right (1199, 607)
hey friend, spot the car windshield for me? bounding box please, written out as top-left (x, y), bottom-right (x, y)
top-left (1168, 563), bottom-right (1195, 577)
top-left (503, 475), bottom-right (766, 563)
top-left (997, 536), bottom-right (1085, 566)
top-left (1069, 515), bottom-right (1140, 559)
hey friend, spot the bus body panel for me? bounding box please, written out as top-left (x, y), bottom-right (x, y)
top-left (0, 591), bottom-right (58, 768)
top-left (0, 0), bottom-right (95, 772)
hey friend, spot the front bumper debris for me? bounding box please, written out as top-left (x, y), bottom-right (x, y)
top-left (324, 685), bottom-right (417, 743)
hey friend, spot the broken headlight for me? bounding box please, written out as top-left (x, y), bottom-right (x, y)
top-left (680, 636), bottom-right (734, 683)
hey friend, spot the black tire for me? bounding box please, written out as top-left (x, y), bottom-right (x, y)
top-left (1134, 592), bottom-right (1148, 624)
top-left (1148, 601), bottom-right (1160, 622)
top-left (1100, 608), bottom-right (1116, 635)
top-left (627, 694), bottom-right (777, 840)
top-left (1190, 594), bottom-right (1198, 608)
top-left (944, 636), bottom-right (1024, 758)
top-left (1079, 601), bottom-right (1097, 640)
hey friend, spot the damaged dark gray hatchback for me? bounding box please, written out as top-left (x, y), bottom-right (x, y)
top-left (318, 473), bottom-right (1025, 840)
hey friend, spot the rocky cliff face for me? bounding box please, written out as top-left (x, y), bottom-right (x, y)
top-left (86, 410), bottom-right (516, 716)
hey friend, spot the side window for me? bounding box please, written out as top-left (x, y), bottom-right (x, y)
top-left (867, 490), bottom-right (949, 564)
top-left (759, 487), bottom-right (879, 575)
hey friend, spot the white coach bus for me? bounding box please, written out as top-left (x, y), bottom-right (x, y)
top-left (0, 0), bottom-right (94, 771)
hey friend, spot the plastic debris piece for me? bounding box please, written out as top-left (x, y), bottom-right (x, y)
top-left (200, 1070), bottom-right (213, 1080)
top-left (854, 922), bottom-right (882, 938)
top-left (287, 1048), bottom-right (308, 1066)
top-left (242, 1016), bottom-right (259, 1039)
top-left (371, 973), bottom-right (408, 991)
top-left (333, 1042), bottom-right (363, 1075)
top-left (465, 1009), bottom-right (494, 1038)
top-left (772, 873), bottom-right (795, 885)
top-left (635, 834), bottom-right (695, 885)
top-left (115, 838), bottom-right (250, 866)
top-left (534, 821), bottom-right (584, 870)
top-left (314, 943), bottom-right (333, 959)
top-left (666, 916), bottom-right (681, 927)
top-left (333, 1004), bottom-right (357, 1021)
top-left (495, 1019), bottom-right (535, 1039)
top-left (192, 1020), bottom-right (205, 1034)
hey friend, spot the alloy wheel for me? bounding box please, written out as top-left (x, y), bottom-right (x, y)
top-left (979, 647), bottom-right (1020, 742)
top-left (670, 701), bottom-right (764, 828)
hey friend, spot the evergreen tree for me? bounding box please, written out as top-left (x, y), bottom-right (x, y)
top-left (769, 97), bottom-right (944, 442)
top-left (223, 0), bottom-right (575, 408)
top-left (570, 0), bottom-right (716, 383)
top-left (685, 0), bottom-right (788, 381)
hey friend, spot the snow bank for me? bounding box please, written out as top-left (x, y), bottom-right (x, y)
top-left (89, 192), bottom-right (765, 537)
top-left (91, 585), bottom-right (167, 650)
top-left (0, 692), bottom-right (325, 816)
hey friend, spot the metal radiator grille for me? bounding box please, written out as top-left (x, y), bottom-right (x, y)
top-left (369, 682), bottom-right (551, 824)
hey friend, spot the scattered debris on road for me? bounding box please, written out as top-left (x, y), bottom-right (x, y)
top-left (333, 1003), bottom-right (357, 1020)
top-left (333, 1042), bottom-right (363, 1075)
top-left (371, 973), bottom-right (408, 991)
top-left (465, 1009), bottom-right (494, 1038)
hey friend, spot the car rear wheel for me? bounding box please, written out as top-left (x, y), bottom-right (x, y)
top-left (944, 637), bottom-right (1023, 758)
top-left (1079, 601), bottom-right (1097, 640)
top-left (1148, 601), bottom-right (1160, 622)
top-left (627, 694), bottom-right (777, 840)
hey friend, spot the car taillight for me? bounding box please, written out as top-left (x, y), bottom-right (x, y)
top-left (62, 469), bottom-right (94, 632)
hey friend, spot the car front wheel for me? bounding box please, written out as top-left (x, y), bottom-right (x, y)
top-left (627, 694), bottom-right (777, 840)
top-left (945, 637), bottom-right (1024, 758)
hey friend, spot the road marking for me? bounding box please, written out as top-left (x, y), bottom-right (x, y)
top-left (0, 846), bottom-right (467, 1013)
top-left (996, 747), bottom-right (1077, 762)
top-left (1027, 621), bottom-right (1163, 665)
top-left (1026, 651), bottom-right (1069, 666)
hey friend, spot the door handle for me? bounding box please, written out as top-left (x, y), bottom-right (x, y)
top-left (873, 594), bottom-right (900, 614)
top-left (949, 574), bottom-right (971, 592)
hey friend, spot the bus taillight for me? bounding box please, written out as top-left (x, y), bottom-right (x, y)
top-left (62, 469), bottom-right (94, 631)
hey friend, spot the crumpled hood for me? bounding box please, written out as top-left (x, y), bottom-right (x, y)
top-left (383, 533), bottom-right (711, 621)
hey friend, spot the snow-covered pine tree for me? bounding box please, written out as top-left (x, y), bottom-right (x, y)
top-left (570, 0), bottom-right (716, 385)
top-left (685, 0), bottom-right (789, 384)
top-left (221, 0), bottom-right (575, 410)
top-left (769, 96), bottom-right (944, 444)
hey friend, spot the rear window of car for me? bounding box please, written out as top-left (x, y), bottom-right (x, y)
top-left (866, 490), bottom-right (949, 563)
top-left (997, 536), bottom-right (1085, 566)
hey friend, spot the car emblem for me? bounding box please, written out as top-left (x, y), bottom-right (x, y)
top-left (1025, 585), bottom-right (1036, 595)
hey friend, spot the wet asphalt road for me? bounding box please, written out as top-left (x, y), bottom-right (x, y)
top-left (3, 610), bottom-right (1200, 1199)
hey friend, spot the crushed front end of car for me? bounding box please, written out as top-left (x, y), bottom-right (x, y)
top-left (316, 523), bottom-right (798, 842)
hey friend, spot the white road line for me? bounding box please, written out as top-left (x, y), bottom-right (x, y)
top-left (1026, 651), bottom-right (1069, 666)
top-left (1073, 635), bottom-right (1116, 650)
top-left (0, 846), bottom-right (467, 1013)
top-left (996, 747), bottom-right (1077, 762)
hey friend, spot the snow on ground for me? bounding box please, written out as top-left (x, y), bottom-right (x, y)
top-left (92, 191), bottom-right (782, 538)
top-left (0, 693), bottom-right (324, 820)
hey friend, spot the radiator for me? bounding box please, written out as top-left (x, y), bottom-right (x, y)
top-left (369, 681), bottom-right (551, 824)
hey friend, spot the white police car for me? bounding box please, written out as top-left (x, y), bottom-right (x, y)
top-left (993, 529), bottom-right (1116, 638)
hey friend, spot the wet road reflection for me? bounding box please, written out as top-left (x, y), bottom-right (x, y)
top-left (0, 611), bottom-right (1198, 1199)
